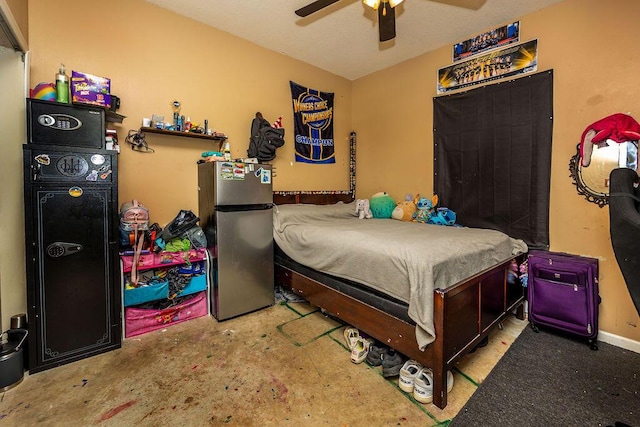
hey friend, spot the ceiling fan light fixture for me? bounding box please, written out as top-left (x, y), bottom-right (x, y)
top-left (363, 0), bottom-right (381, 10)
top-left (388, 0), bottom-right (404, 7)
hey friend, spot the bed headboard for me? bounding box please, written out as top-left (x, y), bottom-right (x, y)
top-left (272, 131), bottom-right (356, 205)
top-left (273, 192), bottom-right (353, 205)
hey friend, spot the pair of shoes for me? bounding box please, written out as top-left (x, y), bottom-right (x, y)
top-left (398, 360), bottom-right (423, 392)
top-left (381, 349), bottom-right (406, 377)
top-left (413, 369), bottom-right (455, 404)
top-left (351, 337), bottom-right (374, 364)
top-left (343, 327), bottom-right (360, 350)
top-left (366, 343), bottom-right (387, 366)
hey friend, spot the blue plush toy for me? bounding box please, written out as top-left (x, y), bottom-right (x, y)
top-left (413, 195), bottom-right (438, 223)
top-left (412, 193), bottom-right (459, 226)
top-left (369, 192), bottom-right (396, 218)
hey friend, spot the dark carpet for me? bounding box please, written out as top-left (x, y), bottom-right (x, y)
top-left (451, 326), bottom-right (640, 427)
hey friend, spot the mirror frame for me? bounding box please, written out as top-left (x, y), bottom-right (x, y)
top-left (568, 143), bottom-right (609, 208)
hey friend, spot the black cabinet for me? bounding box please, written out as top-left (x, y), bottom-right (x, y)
top-left (23, 143), bottom-right (121, 373)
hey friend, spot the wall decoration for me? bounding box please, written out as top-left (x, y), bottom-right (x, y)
top-left (453, 21), bottom-right (520, 62)
top-left (290, 81), bottom-right (335, 164)
top-left (437, 39), bottom-right (538, 94)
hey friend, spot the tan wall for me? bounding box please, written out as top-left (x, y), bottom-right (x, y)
top-left (5, 0), bottom-right (28, 45)
top-left (28, 0), bottom-right (352, 227)
top-left (353, 0), bottom-right (640, 342)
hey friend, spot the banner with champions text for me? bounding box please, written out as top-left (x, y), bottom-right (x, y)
top-left (290, 81), bottom-right (335, 164)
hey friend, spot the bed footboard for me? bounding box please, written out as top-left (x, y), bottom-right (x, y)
top-left (275, 256), bottom-right (524, 409)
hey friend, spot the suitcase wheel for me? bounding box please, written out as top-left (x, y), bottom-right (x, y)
top-left (530, 322), bottom-right (540, 333)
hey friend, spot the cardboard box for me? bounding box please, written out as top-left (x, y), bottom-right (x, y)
top-left (72, 90), bottom-right (112, 109)
top-left (71, 70), bottom-right (110, 94)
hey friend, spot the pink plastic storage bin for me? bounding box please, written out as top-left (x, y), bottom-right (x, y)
top-left (121, 248), bottom-right (207, 273)
top-left (121, 252), bottom-right (154, 271)
top-left (124, 291), bottom-right (207, 338)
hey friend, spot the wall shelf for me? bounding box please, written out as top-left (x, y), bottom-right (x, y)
top-left (140, 126), bottom-right (227, 142)
top-left (106, 110), bottom-right (126, 123)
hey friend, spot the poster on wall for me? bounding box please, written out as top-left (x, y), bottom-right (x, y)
top-left (453, 21), bottom-right (520, 62)
top-left (290, 81), bottom-right (335, 164)
top-left (437, 39), bottom-right (538, 94)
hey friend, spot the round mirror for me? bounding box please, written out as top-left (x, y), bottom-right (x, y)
top-left (569, 140), bottom-right (638, 207)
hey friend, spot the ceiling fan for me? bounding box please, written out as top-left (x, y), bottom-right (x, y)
top-left (295, 0), bottom-right (402, 42)
top-left (295, 0), bottom-right (485, 43)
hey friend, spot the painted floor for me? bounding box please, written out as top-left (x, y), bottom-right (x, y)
top-left (0, 301), bottom-right (526, 426)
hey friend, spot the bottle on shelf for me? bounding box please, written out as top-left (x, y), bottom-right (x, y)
top-left (55, 63), bottom-right (69, 104)
top-left (223, 141), bottom-right (231, 161)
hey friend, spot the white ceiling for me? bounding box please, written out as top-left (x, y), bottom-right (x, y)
top-left (145, 0), bottom-right (564, 81)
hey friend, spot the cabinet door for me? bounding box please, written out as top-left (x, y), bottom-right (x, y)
top-left (26, 186), bottom-right (121, 373)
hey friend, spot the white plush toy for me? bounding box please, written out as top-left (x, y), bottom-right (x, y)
top-left (354, 198), bottom-right (373, 219)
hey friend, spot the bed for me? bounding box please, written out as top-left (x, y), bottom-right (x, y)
top-left (272, 193), bottom-right (528, 409)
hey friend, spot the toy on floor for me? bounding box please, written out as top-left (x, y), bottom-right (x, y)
top-left (354, 198), bottom-right (373, 219)
top-left (392, 194), bottom-right (418, 221)
top-left (369, 192), bottom-right (396, 218)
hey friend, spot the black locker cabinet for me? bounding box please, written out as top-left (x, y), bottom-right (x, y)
top-left (23, 145), bottom-right (121, 373)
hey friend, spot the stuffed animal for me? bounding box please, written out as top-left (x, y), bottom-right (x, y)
top-left (392, 194), bottom-right (418, 221)
top-left (413, 194), bottom-right (439, 223)
top-left (369, 192), bottom-right (396, 218)
top-left (428, 207), bottom-right (457, 226)
top-left (354, 198), bottom-right (373, 219)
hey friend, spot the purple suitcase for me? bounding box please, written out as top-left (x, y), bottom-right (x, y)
top-left (527, 250), bottom-right (600, 350)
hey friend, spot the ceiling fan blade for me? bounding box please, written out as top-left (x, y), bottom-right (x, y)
top-left (295, 0), bottom-right (341, 17)
top-left (378, 3), bottom-right (396, 42)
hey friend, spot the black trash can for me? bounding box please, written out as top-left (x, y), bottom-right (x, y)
top-left (10, 314), bottom-right (28, 371)
top-left (0, 328), bottom-right (28, 392)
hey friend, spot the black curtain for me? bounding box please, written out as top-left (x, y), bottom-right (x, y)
top-left (433, 70), bottom-right (553, 250)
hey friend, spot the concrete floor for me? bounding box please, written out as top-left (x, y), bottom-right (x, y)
top-left (0, 301), bottom-right (526, 426)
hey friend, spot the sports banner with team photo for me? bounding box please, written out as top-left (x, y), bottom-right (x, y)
top-left (290, 81), bottom-right (335, 164)
top-left (453, 21), bottom-right (520, 62)
top-left (437, 39), bottom-right (538, 94)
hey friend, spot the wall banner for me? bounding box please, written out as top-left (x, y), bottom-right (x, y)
top-left (290, 81), bottom-right (335, 164)
top-left (437, 39), bottom-right (538, 95)
top-left (453, 21), bottom-right (520, 62)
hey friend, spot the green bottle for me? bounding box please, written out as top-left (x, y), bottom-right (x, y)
top-left (55, 63), bottom-right (69, 104)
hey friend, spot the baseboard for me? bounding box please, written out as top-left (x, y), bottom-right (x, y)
top-left (597, 330), bottom-right (640, 354)
top-left (520, 302), bottom-right (640, 354)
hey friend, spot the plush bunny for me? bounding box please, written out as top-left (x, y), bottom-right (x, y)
top-left (355, 199), bottom-right (373, 219)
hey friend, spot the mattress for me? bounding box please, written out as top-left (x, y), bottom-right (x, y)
top-left (273, 202), bottom-right (528, 349)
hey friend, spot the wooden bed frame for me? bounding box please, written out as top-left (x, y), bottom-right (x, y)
top-left (273, 192), bottom-right (525, 409)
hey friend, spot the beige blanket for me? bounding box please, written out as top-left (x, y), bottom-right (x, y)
top-left (273, 202), bottom-right (528, 350)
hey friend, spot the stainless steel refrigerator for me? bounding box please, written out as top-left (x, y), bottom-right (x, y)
top-left (198, 161), bottom-right (274, 320)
